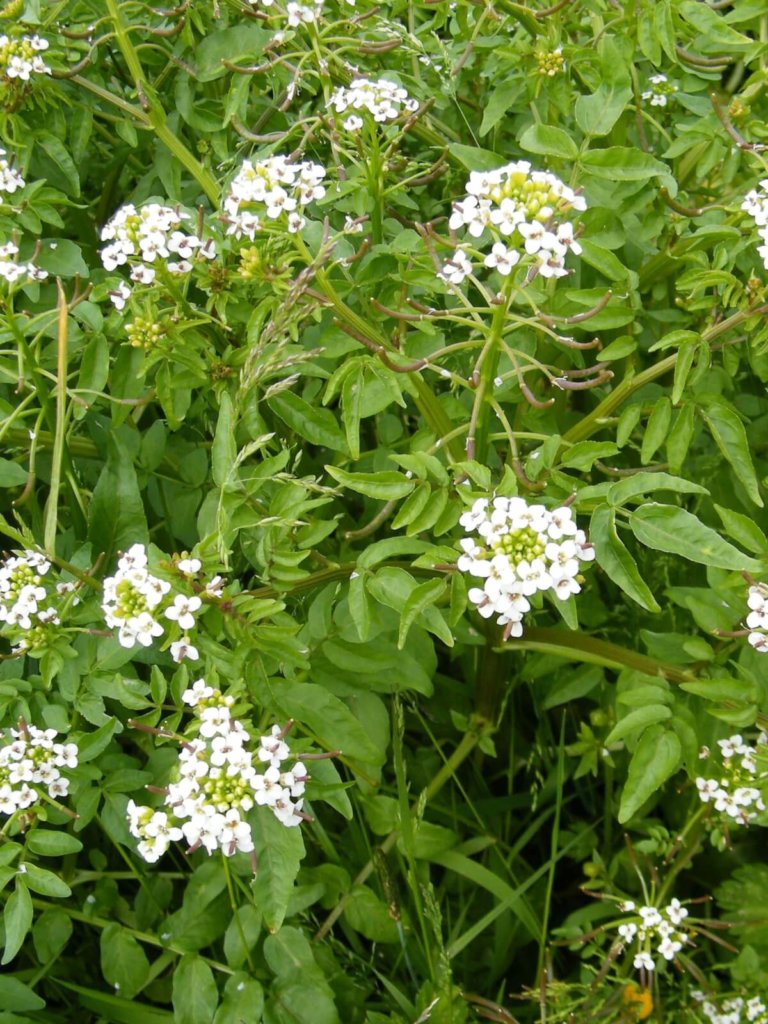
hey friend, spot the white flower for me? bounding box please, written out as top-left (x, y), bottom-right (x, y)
top-left (484, 242), bottom-right (520, 276)
top-left (438, 248), bottom-right (473, 285)
top-left (164, 594), bottom-right (202, 631)
top-left (633, 952), bottom-right (655, 971)
top-left (458, 497), bottom-right (592, 636)
top-left (109, 282), bottom-right (132, 310)
top-left (171, 637), bottom-right (199, 663)
top-left (177, 557), bottom-right (201, 574)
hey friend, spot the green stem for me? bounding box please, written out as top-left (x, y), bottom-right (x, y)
top-left (537, 716), bottom-right (565, 982)
top-left (560, 307), bottom-right (765, 450)
top-left (221, 852), bottom-right (255, 972)
top-left (43, 282), bottom-right (69, 554)
top-left (104, 0), bottom-right (219, 205)
top-left (499, 626), bottom-right (695, 683)
top-left (313, 719), bottom-right (489, 942)
top-left (474, 280), bottom-right (514, 463)
top-left (366, 123), bottom-right (384, 245)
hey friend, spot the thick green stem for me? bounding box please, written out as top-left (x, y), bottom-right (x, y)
top-left (499, 626), bottom-right (694, 683)
top-left (560, 306), bottom-right (765, 450)
top-left (104, 0), bottom-right (219, 205)
top-left (474, 279), bottom-right (515, 463)
top-left (43, 282), bottom-right (68, 554)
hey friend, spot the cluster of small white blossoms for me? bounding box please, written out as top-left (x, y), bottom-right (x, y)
top-left (440, 160), bottom-right (586, 285)
top-left (0, 35), bottom-right (51, 83)
top-left (0, 148), bottom-right (24, 194)
top-left (0, 550), bottom-right (68, 649)
top-left (222, 155), bottom-right (326, 240)
top-left (615, 899), bottom-right (691, 972)
top-left (696, 733), bottom-right (768, 825)
top-left (744, 582), bottom-right (768, 651)
top-left (0, 724), bottom-right (78, 815)
top-left (740, 184), bottom-right (768, 271)
top-left (101, 544), bottom-right (217, 662)
top-left (127, 681), bottom-right (307, 862)
top-left (0, 241), bottom-right (48, 285)
top-left (100, 203), bottom-right (216, 300)
top-left (328, 77), bottom-right (419, 131)
top-left (641, 73), bottom-right (678, 108)
top-left (457, 497), bottom-right (594, 638)
top-left (693, 991), bottom-right (768, 1024)
top-left (264, 0), bottom-right (324, 27)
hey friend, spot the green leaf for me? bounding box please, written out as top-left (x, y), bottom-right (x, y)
top-left (344, 886), bottom-right (400, 943)
top-left (560, 441), bottom-right (620, 471)
top-left (213, 974), bottom-right (264, 1024)
top-left (447, 144), bottom-right (504, 172)
top-left (398, 578), bottom-right (451, 649)
top-left (680, 676), bottom-right (759, 703)
top-left (88, 435), bottom-right (148, 560)
top-left (57, 981), bottom-right (174, 1023)
top-left (672, 339), bottom-right (698, 405)
top-left (325, 466), bottom-right (414, 500)
top-left (270, 681), bottom-right (382, 765)
top-left (619, 727), bottom-right (681, 823)
top-left (341, 366), bottom-right (364, 460)
top-left (212, 392), bottom-right (237, 489)
top-left (0, 460), bottom-right (28, 488)
top-left (223, 907), bottom-right (261, 970)
top-left (606, 472), bottom-right (708, 506)
top-left (100, 924), bottom-right (150, 1000)
top-left (575, 86), bottom-right (632, 138)
top-left (640, 398), bottom-right (671, 465)
top-left (679, 1), bottom-right (752, 48)
top-left (0, 976), bottom-right (45, 1012)
top-left (251, 811), bottom-right (306, 933)
top-left (581, 148), bottom-right (675, 192)
top-left (33, 908), bottom-right (73, 962)
top-left (714, 504), bottom-right (768, 555)
top-left (268, 393), bottom-right (347, 453)
top-left (518, 124), bottom-right (578, 160)
top-left (25, 830), bottom-right (83, 857)
top-left (698, 396), bottom-right (763, 507)
top-left (629, 504), bottom-right (761, 571)
top-left (172, 955), bottom-right (219, 1024)
top-left (2, 880), bottom-right (32, 965)
top-left (605, 704), bottom-right (672, 744)
top-left (22, 863), bottom-right (71, 898)
top-left (34, 132), bottom-right (80, 196)
top-left (195, 24), bottom-right (273, 81)
top-left (591, 507), bottom-right (661, 613)
top-left (37, 239), bottom-right (89, 278)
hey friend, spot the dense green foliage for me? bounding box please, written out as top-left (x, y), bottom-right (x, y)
top-left (2, 0), bottom-right (768, 1021)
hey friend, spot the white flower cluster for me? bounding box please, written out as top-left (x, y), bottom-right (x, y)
top-left (741, 184), bottom-right (768, 271)
top-left (0, 724), bottom-right (78, 815)
top-left (0, 148), bottom-right (24, 193)
top-left (440, 160), bottom-right (586, 285)
top-left (745, 583), bottom-right (768, 652)
top-left (457, 497), bottom-right (594, 638)
top-left (616, 899), bottom-right (690, 972)
top-left (0, 550), bottom-right (63, 648)
top-left (127, 681), bottom-right (307, 862)
top-left (641, 73), bottom-right (678, 108)
top-left (0, 35), bottom-right (51, 83)
top-left (693, 990), bottom-right (768, 1024)
top-left (222, 155), bottom-right (326, 240)
top-left (101, 543), bottom-right (212, 661)
top-left (100, 203), bottom-right (216, 296)
top-left (0, 241), bottom-right (48, 285)
top-left (696, 733), bottom-right (768, 825)
top-left (329, 77), bottom-right (419, 131)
